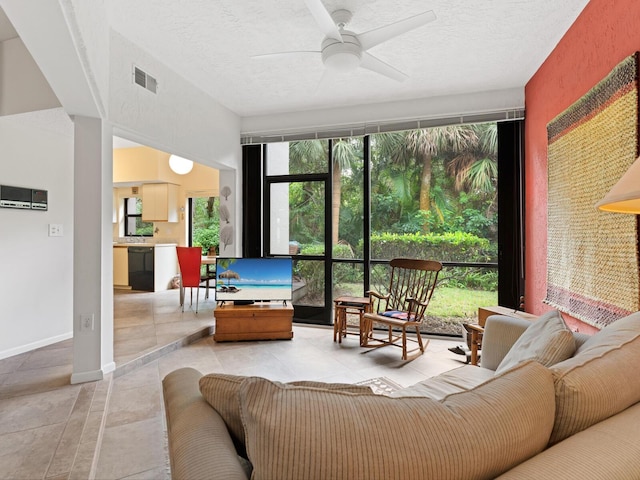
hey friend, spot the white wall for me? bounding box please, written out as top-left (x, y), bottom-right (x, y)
top-left (0, 37), bottom-right (60, 116)
top-left (241, 87), bottom-right (524, 138)
top-left (267, 143), bottom-right (290, 255)
top-left (0, 108), bottom-right (74, 358)
top-left (0, 0), bottom-right (244, 364)
top-left (108, 31), bottom-right (241, 172)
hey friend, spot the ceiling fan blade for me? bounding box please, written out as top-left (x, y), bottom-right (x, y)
top-left (360, 52), bottom-right (408, 82)
top-left (303, 0), bottom-right (343, 42)
top-left (359, 10), bottom-right (436, 50)
top-left (252, 51), bottom-right (321, 60)
top-left (314, 67), bottom-right (334, 95)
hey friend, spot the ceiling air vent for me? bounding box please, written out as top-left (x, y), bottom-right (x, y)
top-left (133, 66), bottom-right (157, 94)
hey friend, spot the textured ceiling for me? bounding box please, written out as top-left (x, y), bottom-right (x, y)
top-left (107, 0), bottom-right (589, 117)
top-left (0, 1), bottom-right (589, 119)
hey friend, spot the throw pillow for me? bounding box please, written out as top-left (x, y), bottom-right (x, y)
top-left (239, 361), bottom-right (555, 480)
top-left (495, 310), bottom-right (576, 374)
top-left (549, 311), bottom-right (640, 445)
top-left (199, 373), bottom-right (373, 453)
top-left (382, 310), bottom-right (415, 321)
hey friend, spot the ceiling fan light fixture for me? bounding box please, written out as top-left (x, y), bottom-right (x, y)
top-left (169, 155), bottom-right (194, 175)
top-left (321, 33), bottom-right (362, 72)
top-left (323, 51), bottom-right (361, 71)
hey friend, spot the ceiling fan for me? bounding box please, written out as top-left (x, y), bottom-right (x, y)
top-left (254, 0), bottom-right (437, 82)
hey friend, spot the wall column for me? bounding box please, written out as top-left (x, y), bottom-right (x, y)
top-left (71, 115), bottom-right (115, 383)
top-left (219, 169), bottom-right (239, 257)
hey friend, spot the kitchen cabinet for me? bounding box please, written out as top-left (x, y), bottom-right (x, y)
top-left (113, 189), bottom-right (118, 223)
top-left (142, 183), bottom-right (179, 222)
top-left (112, 244), bottom-right (178, 291)
top-left (113, 245), bottom-right (129, 287)
top-left (154, 245), bottom-right (178, 291)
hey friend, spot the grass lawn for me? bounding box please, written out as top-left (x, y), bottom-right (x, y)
top-left (333, 283), bottom-right (498, 335)
top-left (428, 287), bottom-right (498, 319)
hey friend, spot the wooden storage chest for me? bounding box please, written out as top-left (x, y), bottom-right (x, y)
top-left (213, 302), bottom-right (294, 341)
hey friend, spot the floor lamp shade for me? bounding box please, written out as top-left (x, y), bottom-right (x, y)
top-left (169, 155), bottom-right (194, 175)
top-left (596, 155), bottom-right (640, 213)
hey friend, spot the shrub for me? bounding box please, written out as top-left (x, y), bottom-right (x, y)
top-left (296, 232), bottom-right (498, 298)
top-left (193, 228), bottom-right (218, 253)
top-left (369, 231), bottom-right (496, 263)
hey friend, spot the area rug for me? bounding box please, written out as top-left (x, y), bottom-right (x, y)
top-left (357, 376), bottom-right (403, 395)
top-left (545, 52), bottom-right (640, 328)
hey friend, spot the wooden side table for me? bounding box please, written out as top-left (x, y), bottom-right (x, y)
top-left (333, 296), bottom-right (371, 346)
top-left (468, 306), bottom-right (538, 365)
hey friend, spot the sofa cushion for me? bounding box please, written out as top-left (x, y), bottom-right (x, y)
top-left (496, 402), bottom-right (640, 479)
top-left (495, 310), bottom-right (576, 374)
top-left (199, 373), bottom-right (372, 453)
top-left (549, 311), bottom-right (640, 445)
top-left (390, 364), bottom-right (495, 400)
top-left (239, 361), bottom-right (555, 480)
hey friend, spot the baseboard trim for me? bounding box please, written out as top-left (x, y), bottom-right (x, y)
top-left (71, 369), bottom-right (103, 384)
top-left (0, 331), bottom-right (73, 361)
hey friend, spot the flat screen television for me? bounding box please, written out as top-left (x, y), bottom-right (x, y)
top-left (215, 257), bottom-right (293, 304)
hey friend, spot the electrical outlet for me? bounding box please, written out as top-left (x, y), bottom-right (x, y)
top-left (80, 314), bottom-right (94, 332)
top-left (48, 224), bottom-right (63, 237)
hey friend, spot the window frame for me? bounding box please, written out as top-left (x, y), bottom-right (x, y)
top-left (123, 197), bottom-right (153, 237)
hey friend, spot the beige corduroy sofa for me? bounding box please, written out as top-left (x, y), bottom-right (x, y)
top-left (162, 310), bottom-right (640, 480)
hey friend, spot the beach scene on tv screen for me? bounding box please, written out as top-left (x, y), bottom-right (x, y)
top-left (216, 258), bottom-right (292, 301)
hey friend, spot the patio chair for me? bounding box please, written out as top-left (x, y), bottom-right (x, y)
top-left (363, 258), bottom-right (442, 360)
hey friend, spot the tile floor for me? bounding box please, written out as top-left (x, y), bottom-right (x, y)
top-left (0, 288), bottom-right (466, 480)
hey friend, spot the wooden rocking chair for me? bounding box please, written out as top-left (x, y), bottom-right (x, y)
top-left (363, 258), bottom-right (442, 360)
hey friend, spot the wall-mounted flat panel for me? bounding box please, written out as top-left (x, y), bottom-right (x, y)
top-left (31, 189), bottom-right (48, 210)
top-left (0, 185), bottom-right (48, 210)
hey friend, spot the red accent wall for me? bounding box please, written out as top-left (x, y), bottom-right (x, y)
top-left (525, 0), bottom-right (640, 334)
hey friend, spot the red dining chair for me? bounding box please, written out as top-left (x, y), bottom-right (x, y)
top-left (176, 246), bottom-right (203, 313)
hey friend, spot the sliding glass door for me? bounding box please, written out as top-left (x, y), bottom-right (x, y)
top-left (265, 141), bottom-right (331, 323)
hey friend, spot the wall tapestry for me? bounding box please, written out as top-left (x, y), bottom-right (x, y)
top-left (545, 52), bottom-right (640, 328)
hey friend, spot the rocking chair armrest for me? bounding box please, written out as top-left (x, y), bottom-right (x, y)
top-left (465, 323), bottom-right (485, 334)
top-left (404, 298), bottom-right (429, 318)
top-left (367, 290), bottom-right (389, 301)
top-left (406, 297), bottom-right (429, 308)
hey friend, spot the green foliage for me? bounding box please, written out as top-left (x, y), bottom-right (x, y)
top-left (288, 181), bottom-right (326, 245)
top-left (369, 231), bottom-right (496, 263)
top-left (136, 223), bottom-right (154, 236)
top-left (296, 232), bottom-right (497, 302)
top-left (428, 287), bottom-right (498, 319)
top-left (370, 232), bottom-right (496, 291)
top-left (192, 197), bottom-right (219, 253)
top-left (288, 140), bottom-right (328, 174)
top-left (295, 244), bottom-right (363, 299)
top-left (193, 228), bottom-right (218, 253)
top-left (333, 243), bottom-right (355, 259)
top-left (284, 124), bottom-right (501, 304)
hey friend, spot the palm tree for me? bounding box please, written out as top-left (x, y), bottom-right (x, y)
top-left (371, 132), bottom-right (417, 225)
top-left (289, 140), bottom-right (326, 173)
top-left (405, 125), bottom-right (478, 213)
top-left (288, 140), bottom-right (327, 245)
top-left (447, 123), bottom-right (498, 195)
top-left (289, 139), bottom-right (360, 246)
top-left (375, 126), bottom-right (477, 231)
top-left (331, 138), bottom-right (359, 246)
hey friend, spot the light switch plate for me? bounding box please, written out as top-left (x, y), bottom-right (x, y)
top-left (48, 224), bottom-right (63, 237)
top-left (80, 314), bottom-right (94, 332)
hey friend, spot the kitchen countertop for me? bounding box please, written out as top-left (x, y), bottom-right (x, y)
top-left (113, 243), bottom-right (177, 247)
